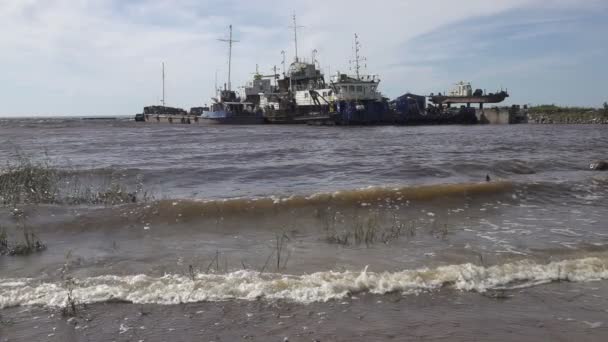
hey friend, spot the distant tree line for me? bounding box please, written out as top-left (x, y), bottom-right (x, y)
top-left (530, 104), bottom-right (594, 114)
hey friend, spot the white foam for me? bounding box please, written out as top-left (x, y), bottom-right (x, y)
top-left (2, 258), bottom-right (608, 309)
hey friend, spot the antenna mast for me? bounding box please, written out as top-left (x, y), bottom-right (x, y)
top-left (218, 25), bottom-right (239, 91)
top-left (289, 13), bottom-right (303, 62)
top-left (161, 62), bottom-right (166, 106)
top-left (214, 69), bottom-right (218, 97)
top-left (281, 50), bottom-right (286, 76)
top-left (351, 34), bottom-right (366, 80)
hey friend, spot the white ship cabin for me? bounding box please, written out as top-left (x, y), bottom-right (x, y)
top-left (208, 101), bottom-right (255, 115)
top-left (329, 73), bottom-right (382, 101)
top-left (259, 93), bottom-right (282, 111)
top-left (293, 88), bottom-right (334, 107)
top-left (239, 76), bottom-right (273, 98)
top-left (449, 81), bottom-right (473, 97)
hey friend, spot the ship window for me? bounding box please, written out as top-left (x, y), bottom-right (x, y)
top-left (341, 86), bottom-right (347, 93)
top-left (322, 91), bottom-right (327, 96)
top-left (349, 86), bottom-right (355, 92)
top-left (356, 86), bottom-right (363, 92)
top-left (304, 93), bottom-right (309, 98)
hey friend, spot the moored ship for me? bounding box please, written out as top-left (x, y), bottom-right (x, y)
top-left (430, 81), bottom-right (509, 108)
top-left (200, 25), bottom-right (265, 125)
top-left (201, 89), bottom-right (264, 125)
top-left (259, 19), bottom-right (391, 125)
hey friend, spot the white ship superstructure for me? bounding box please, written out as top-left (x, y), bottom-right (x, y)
top-left (449, 81), bottom-right (473, 97)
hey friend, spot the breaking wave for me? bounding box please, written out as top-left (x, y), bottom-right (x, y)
top-left (2, 257), bottom-right (608, 308)
top-left (152, 181), bottom-right (514, 217)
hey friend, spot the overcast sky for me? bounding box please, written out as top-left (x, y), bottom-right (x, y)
top-left (1, 0), bottom-right (607, 116)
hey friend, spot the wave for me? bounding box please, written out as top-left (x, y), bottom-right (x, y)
top-left (152, 181), bottom-right (514, 217)
top-left (2, 257), bottom-right (607, 308)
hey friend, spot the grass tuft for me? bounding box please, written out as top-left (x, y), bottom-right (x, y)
top-left (324, 212), bottom-right (418, 247)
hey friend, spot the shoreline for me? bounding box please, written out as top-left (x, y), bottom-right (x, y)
top-left (3, 280), bottom-right (608, 341)
top-left (528, 109), bottom-right (608, 124)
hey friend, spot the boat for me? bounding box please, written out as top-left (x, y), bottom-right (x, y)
top-left (429, 81), bottom-right (509, 108)
top-left (200, 25), bottom-right (265, 125)
top-left (260, 15), bottom-right (390, 125)
top-left (135, 62), bottom-right (208, 124)
top-left (288, 34), bottom-right (391, 125)
top-left (201, 89), bottom-right (264, 125)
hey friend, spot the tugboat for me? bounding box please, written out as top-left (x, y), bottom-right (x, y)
top-left (201, 25), bottom-right (264, 125)
top-left (300, 34), bottom-right (390, 125)
top-left (202, 89), bottom-right (263, 124)
top-left (260, 15), bottom-right (390, 125)
top-left (324, 34), bottom-right (390, 125)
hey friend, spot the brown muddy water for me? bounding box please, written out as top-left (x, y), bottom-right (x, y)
top-left (1, 118), bottom-right (607, 341)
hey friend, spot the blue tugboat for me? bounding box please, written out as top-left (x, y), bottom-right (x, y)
top-left (201, 24), bottom-right (264, 125)
top-left (201, 89), bottom-right (264, 125)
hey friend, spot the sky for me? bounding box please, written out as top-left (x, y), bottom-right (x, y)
top-left (0, 0), bottom-right (607, 116)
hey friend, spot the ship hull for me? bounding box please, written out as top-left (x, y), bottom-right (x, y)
top-left (143, 114), bottom-right (201, 124)
top-left (200, 116), bottom-right (265, 125)
top-left (430, 92), bottom-right (509, 105)
top-left (201, 108), bottom-right (265, 125)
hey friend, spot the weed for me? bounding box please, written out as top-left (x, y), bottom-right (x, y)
top-left (0, 152), bottom-right (58, 206)
top-left (381, 215), bottom-right (408, 244)
top-left (324, 210), bottom-right (420, 247)
top-left (260, 229), bottom-right (291, 273)
top-left (326, 230), bottom-right (350, 245)
top-left (60, 251), bottom-right (78, 317)
top-left (1, 152), bottom-right (151, 206)
top-left (0, 227), bottom-right (7, 253)
top-left (0, 209), bottom-right (46, 256)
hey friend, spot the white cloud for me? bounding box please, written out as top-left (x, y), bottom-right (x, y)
top-left (0, 0), bottom-right (604, 115)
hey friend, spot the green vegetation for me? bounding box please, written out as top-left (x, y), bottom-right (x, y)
top-left (324, 213), bottom-right (417, 247)
top-left (0, 209), bottom-right (46, 256)
top-left (528, 104), bottom-right (608, 124)
top-left (0, 153), bottom-right (58, 205)
top-left (60, 251), bottom-right (78, 317)
top-left (529, 104), bottom-right (596, 113)
top-left (0, 152), bottom-right (150, 207)
top-left (0, 152), bottom-right (150, 256)
top-left (260, 230), bottom-right (291, 273)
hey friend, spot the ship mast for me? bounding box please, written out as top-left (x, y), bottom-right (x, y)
top-left (161, 62), bottom-right (166, 106)
top-left (351, 33), bottom-right (366, 80)
top-left (281, 50), bottom-right (286, 76)
top-left (289, 13), bottom-right (303, 62)
top-left (218, 25), bottom-right (239, 91)
top-left (214, 69), bottom-right (218, 98)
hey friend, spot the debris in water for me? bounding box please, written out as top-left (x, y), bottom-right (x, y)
top-left (583, 321), bottom-right (603, 329)
top-left (119, 323), bottom-right (131, 334)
